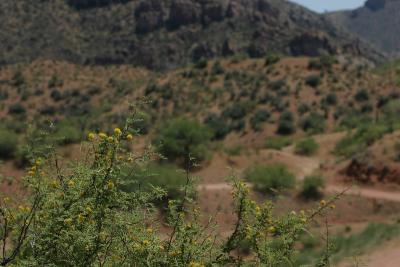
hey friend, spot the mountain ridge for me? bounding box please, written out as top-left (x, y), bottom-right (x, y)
top-left (0, 0), bottom-right (383, 70)
top-left (327, 0), bottom-right (400, 57)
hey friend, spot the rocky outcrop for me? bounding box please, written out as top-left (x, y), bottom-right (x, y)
top-left (289, 33), bottom-right (336, 57)
top-left (0, 0), bottom-right (382, 70)
top-left (343, 159), bottom-right (400, 184)
top-left (135, 0), bottom-right (167, 34)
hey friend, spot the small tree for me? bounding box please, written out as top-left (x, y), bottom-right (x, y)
top-left (244, 164), bottom-right (295, 194)
top-left (153, 118), bottom-right (212, 166)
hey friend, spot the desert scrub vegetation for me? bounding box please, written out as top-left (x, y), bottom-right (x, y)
top-left (301, 175), bottom-right (325, 200)
top-left (0, 128), bottom-right (18, 159)
top-left (244, 164), bottom-right (296, 194)
top-left (296, 222), bottom-right (400, 266)
top-left (295, 138), bottom-right (319, 156)
top-left (153, 118), bottom-right (212, 166)
top-left (265, 136), bottom-right (293, 150)
top-left (0, 106), bottom-right (340, 266)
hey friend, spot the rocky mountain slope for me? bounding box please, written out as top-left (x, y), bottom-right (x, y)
top-left (0, 0), bottom-right (380, 70)
top-left (327, 0), bottom-right (400, 57)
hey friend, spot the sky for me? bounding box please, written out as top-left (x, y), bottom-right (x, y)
top-left (289, 0), bottom-right (366, 13)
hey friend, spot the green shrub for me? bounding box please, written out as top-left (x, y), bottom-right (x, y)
top-left (277, 111), bottom-right (295, 135)
top-left (308, 55), bottom-right (336, 70)
top-left (204, 113), bottom-right (230, 140)
top-left (354, 89), bottom-right (369, 102)
top-left (295, 138), bottom-right (319, 156)
top-left (54, 120), bottom-right (82, 145)
top-left (48, 74), bottom-right (64, 88)
top-left (301, 175), bottom-right (325, 200)
top-left (8, 103), bottom-right (26, 115)
top-left (121, 163), bottom-right (186, 201)
top-left (250, 109), bottom-right (270, 131)
top-left (305, 75), bottom-right (321, 88)
top-left (244, 164), bottom-right (295, 194)
top-left (0, 128), bottom-right (18, 159)
top-left (269, 79), bottom-right (286, 91)
top-left (265, 136), bottom-right (293, 150)
top-left (224, 144), bottom-right (244, 156)
top-left (153, 118), bottom-right (212, 166)
top-left (301, 112), bottom-right (326, 134)
top-left (194, 58), bottom-right (208, 69)
top-left (222, 101), bottom-right (255, 120)
top-left (11, 70), bottom-right (25, 87)
top-left (335, 123), bottom-right (388, 157)
top-left (325, 92), bottom-right (338, 106)
top-left (211, 61), bottom-right (224, 75)
top-left (264, 54), bottom-right (281, 66)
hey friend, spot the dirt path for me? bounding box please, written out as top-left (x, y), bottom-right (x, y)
top-left (338, 239), bottom-right (400, 267)
top-left (327, 185), bottom-right (400, 203)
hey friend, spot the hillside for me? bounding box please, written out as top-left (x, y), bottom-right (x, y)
top-left (328, 0), bottom-right (400, 57)
top-left (0, 56), bottom-right (387, 146)
top-left (0, 0), bottom-right (381, 70)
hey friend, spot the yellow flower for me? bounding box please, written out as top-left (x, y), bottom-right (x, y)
top-left (99, 133), bottom-right (107, 139)
top-left (189, 262), bottom-right (203, 267)
top-left (68, 180), bottom-right (75, 187)
top-left (107, 180), bottom-right (115, 190)
top-left (330, 204), bottom-right (336, 210)
top-left (169, 251), bottom-right (179, 257)
top-left (146, 228), bottom-right (153, 234)
top-left (107, 136), bottom-right (114, 143)
top-left (51, 180), bottom-right (59, 189)
top-left (114, 128), bottom-right (122, 136)
top-left (31, 166), bottom-right (37, 171)
top-left (142, 240), bottom-right (150, 246)
top-left (35, 158), bottom-right (43, 166)
top-left (77, 214), bottom-right (85, 223)
top-left (27, 171), bottom-right (35, 176)
top-left (64, 218), bottom-right (73, 225)
top-left (88, 132), bottom-right (95, 141)
top-left (86, 206), bottom-right (93, 214)
top-left (126, 134), bottom-right (133, 141)
top-left (320, 200), bottom-right (327, 207)
top-left (267, 226), bottom-right (276, 233)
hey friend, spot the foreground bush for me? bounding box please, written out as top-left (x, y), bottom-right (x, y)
top-left (244, 164), bottom-right (295, 194)
top-left (0, 111), bottom-right (336, 266)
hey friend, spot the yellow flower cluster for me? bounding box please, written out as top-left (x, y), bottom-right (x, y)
top-left (88, 132), bottom-right (95, 141)
top-left (114, 128), bottom-right (122, 136)
top-left (18, 205), bottom-right (30, 213)
top-left (189, 262), bottom-right (205, 267)
top-left (106, 180), bottom-right (115, 190)
top-left (64, 218), bottom-right (73, 226)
